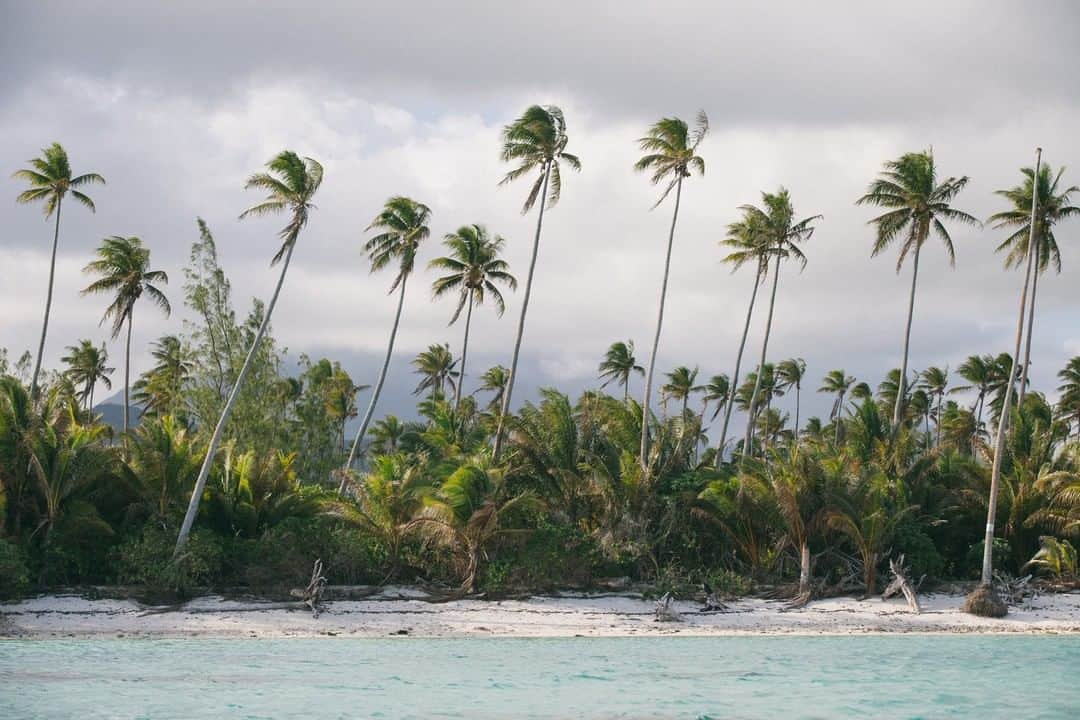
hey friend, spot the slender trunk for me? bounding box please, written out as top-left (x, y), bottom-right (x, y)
top-left (1018, 262), bottom-right (1039, 407)
top-left (30, 198), bottom-right (62, 400)
top-left (88, 384), bottom-right (94, 415)
top-left (794, 383), bottom-right (801, 439)
top-left (743, 253), bottom-right (782, 460)
top-left (342, 274), bottom-right (409, 487)
top-left (623, 380), bottom-right (629, 403)
top-left (799, 541), bottom-right (811, 595)
top-left (935, 393), bottom-right (943, 447)
top-left (980, 148), bottom-right (1041, 587)
top-left (640, 176), bottom-right (683, 470)
top-left (716, 267), bottom-right (762, 465)
top-left (834, 391), bottom-right (845, 445)
top-left (123, 312), bottom-right (133, 439)
top-left (454, 293), bottom-right (475, 411)
top-left (175, 243), bottom-right (296, 557)
top-left (893, 242), bottom-right (922, 427)
top-left (493, 164), bottom-right (551, 462)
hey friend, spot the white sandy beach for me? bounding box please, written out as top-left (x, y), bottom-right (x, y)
top-left (4, 588), bottom-right (1080, 639)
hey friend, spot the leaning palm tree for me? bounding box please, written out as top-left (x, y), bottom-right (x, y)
top-left (343, 196), bottom-right (431, 481)
top-left (492, 105), bottom-right (580, 461)
top-left (81, 236), bottom-right (170, 436)
top-left (634, 110), bottom-right (708, 470)
top-left (715, 213), bottom-right (772, 462)
top-left (176, 150), bottom-right (322, 556)
top-left (775, 358), bottom-right (807, 436)
top-left (13, 143), bottom-right (105, 399)
top-left (739, 188), bottom-right (818, 458)
top-left (429, 224), bottom-right (517, 409)
top-left (60, 340), bottom-right (113, 412)
top-left (412, 343), bottom-right (459, 398)
top-left (858, 150), bottom-right (979, 427)
top-left (818, 369), bottom-right (855, 444)
top-left (478, 365), bottom-right (510, 415)
top-left (598, 340), bottom-right (645, 401)
top-left (988, 162), bottom-right (1079, 405)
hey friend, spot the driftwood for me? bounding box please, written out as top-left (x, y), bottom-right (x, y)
top-left (994, 572), bottom-right (1036, 608)
top-left (699, 581), bottom-right (728, 612)
top-left (290, 559), bottom-right (328, 618)
top-left (881, 555), bottom-right (921, 613)
top-left (654, 592), bottom-right (683, 622)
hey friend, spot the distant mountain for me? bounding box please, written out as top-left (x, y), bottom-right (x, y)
top-left (93, 390), bottom-right (143, 431)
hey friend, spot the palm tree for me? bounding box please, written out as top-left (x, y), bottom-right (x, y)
top-left (412, 343), bottom-right (459, 399)
top-left (132, 335), bottom-right (192, 418)
top-left (324, 366), bottom-right (367, 452)
top-left (176, 150), bottom-right (322, 556)
top-left (953, 354), bottom-right (995, 444)
top-left (715, 213), bottom-right (772, 462)
top-left (81, 236), bottom-right (170, 436)
top-left (478, 365), bottom-right (510, 415)
top-left (989, 162), bottom-right (1079, 404)
top-left (661, 366), bottom-right (704, 418)
top-left (1057, 357), bottom-right (1080, 440)
top-left (634, 110), bottom-right (708, 470)
top-left (920, 366), bottom-right (949, 446)
top-left (818, 369), bottom-right (855, 444)
top-left (13, 143), bottom-right (105, 399)
top-left (344, 197), bottom-right (431, 480)
top-left (370, 416), bottom-right (407, 455)
top-left (492, 105), bottom-right (580, 462)
top-left (598, 341), bottom-right (645, 401)
top-left (429, 224), bottom-right (517, 409)
top-left (858, 150), bottom-right (979, 426)
top-left (60, 340), bottom-right (113, 412)
top-left (738, 189), bottom-right (818, 458)
top-left (776, 358), bottom-right (807, 436)
top-left (703, 374), bottom-right (731, 422)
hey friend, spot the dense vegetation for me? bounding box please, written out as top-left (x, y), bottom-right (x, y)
top-left (2, 109), bottom-right (1078, 603)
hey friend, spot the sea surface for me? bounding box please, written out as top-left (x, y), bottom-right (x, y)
top-left (1, 635), bottom-right (1077, 719)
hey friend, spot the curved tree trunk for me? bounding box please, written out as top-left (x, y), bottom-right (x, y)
top-left (1018, 262), bottom-right (1039, 407)
top-left (30, 198), bottom-right (62, 400)
top-left (716, 265), bottom-right (762, 465)
top-left (175, 243), bottom-right (296, 557)
top-left (342, 274), bottom-right (409, 488)
top-left (453, 293), bottom-right (475, 411)
top-left (742, 253), bottom-right (782, 460)
top-left (893, 242), bottom-right (922, 427)
top-left (492, 164), bottom-right (551, 462)
top-left (640, 175), bottom-right (683, 470)
top-left (980, 149), bottom-right (1041, 587)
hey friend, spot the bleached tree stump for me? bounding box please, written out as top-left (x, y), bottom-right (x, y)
top-left (654, 592), bottom-right (683, 622)
top-left (881, 554), bottom-right (921, 613)
top-left (290, 558), bottom-right (328, 618)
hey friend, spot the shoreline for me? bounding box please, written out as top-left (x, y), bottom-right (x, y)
top-left (4, 588), bottom-right (1080, 639)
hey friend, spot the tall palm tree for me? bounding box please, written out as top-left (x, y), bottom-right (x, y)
top-left (412, 343), bottom-right (459, 398)
top-left (953, 354), bottom-right (995, 442)
top-left (858, 150), bottom-right (979, 427)
top-left (429, 224), bottom-right (516, 409)
top-left (634, 110), bottom-right (708, 470)
top-left (660, 366), bottom-right (704, 418)
top-left (132, 335), bottom-right (192, 418)
top-left (176, 150), bottom-right (322, 556)
top-left (1057, 357), bottom-right (1080, 440)
top-left (818, 370), bottom-right (854, 444)
top-left (343, 197), bottom-right (431, 480)
top-left (978, 149), bottom-right (1043, 593)
top-left (492, 105), bottom-right (580, 462)
top-left (324, 366), bottom-right (367, 452)
top-left (920, 366), bottom-right (949, 446)
top-left (598, 340), bottom-right (645, 401)
top-left (738, 189), bottom-right (818, 458)
top-left (60, 340), bottom-right (113, 412)
top-left (703, 374), bottom-right (731, 423)
top-left (776, 358), bottom-right (807, 436)
top-left (13, 143), bottom-right (105, 400)
top-left (715, 214), bottom-right (772, 462)
top-left (81, 236), bottom-right (170, 436)
top-left (479, 365), bottom-right (510, 415)
top-left (989, 162), bottom-right (1079, 404)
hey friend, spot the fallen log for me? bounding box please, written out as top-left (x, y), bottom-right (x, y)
top-left (654, 592), bottom-right (683, 622)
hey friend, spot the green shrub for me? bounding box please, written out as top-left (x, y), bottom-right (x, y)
top-left (482, 521), bottom-right (601, 592)
top-left (0, 539), bottom-right (30, 599)
top-left (965, 538), bottom-right (1012, 578)
top-left (892, 520), bottom-right (946, 579)
top-left (115, 526), bottom-right (223, 598)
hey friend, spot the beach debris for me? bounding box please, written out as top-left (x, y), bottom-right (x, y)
top-left (994, 572), bottom-right (1037, 608)
top-left (654, 592), bottom-right (683, 622)
top-left (881, 554), bottom-right (922, 613)
top-left (963, 583), bottom-right (1008, 618)
top-left (290, 558), bottom-right (328, 618)
top-left (699, 581), bottom-right (728, 612)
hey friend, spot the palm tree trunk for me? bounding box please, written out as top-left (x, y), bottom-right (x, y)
top-left (639, 175), bottom-right (683, 470)
top-left (980, 148), bottom-right (1041, 587)
top-left (175, 243), bottom-right (296, 557)
top-left (716, 268), bottom-right (762, 465)
top-left (454, 293), bottom-right (475, 411)
top-left (30, 198), bottom-right (62, 400)
top-left (935, 393), bottom-right (943, 447)
top-left (893, 243), bottom-right (922, 427)
top-left (123, 311), bottom-right (133, 438)
top-left (799, 541), bottom-right (811, 595)
top-left (743, 253), bottom-right (782, 460)
top-left (794, 383), bottom-right (801, 439)
top-left (493, 164), bottom-right (551, 462)
top-left (1018, 263), bottom-right (1039, 407)
top-left (342, 274), bottom-right (409, 488)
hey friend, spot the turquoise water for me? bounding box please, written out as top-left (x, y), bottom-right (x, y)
top-left (1, 636), bottom-right (1077, 719)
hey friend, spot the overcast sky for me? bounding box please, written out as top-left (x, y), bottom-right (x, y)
top-left (2, 1), bottom-right (1078, 432)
